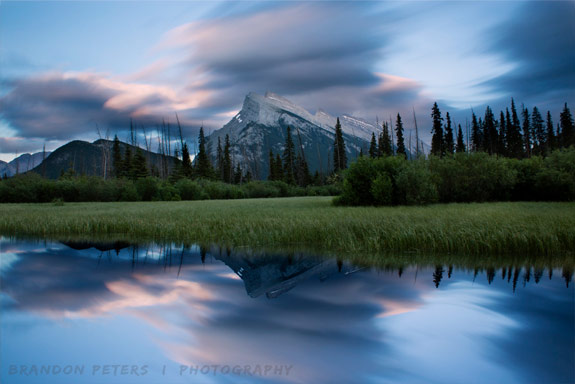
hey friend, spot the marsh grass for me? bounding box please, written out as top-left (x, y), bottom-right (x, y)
top-left (0, 197), bottom-right (573, 257)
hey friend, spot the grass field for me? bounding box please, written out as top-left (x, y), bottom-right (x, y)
top-left (0, 197), bottom-right (574, 259)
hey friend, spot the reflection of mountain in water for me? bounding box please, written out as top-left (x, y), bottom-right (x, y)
top-left (59, 241), bottom-right (574, 293)
top-left (214, 249), bottom-right (347, 298)
top-left (62, 240), bottom-right (133, 253)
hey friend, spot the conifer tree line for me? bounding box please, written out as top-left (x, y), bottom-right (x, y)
top-left (429, 99), bottom-right (574, 158)
top-left (360, 99), bottom-right (573, 162)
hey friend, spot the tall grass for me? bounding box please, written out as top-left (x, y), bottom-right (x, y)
top-left (0, 197), bottom-right (573, 257)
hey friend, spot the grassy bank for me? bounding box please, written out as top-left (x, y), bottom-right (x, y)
top-left (1, 197), bottom-right (573, 257)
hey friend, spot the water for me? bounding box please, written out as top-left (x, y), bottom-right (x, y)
top-left (1, 238), bottom-right (573, 384)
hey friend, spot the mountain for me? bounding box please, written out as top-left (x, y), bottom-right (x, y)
top-left (213, 248), bottom-right (348, 299)
top-left (27, 139), bottom-right (178, 179)
top-left (207, 92), bottom-right (377, 179)
top-left (0, 152), bottom-right (50, 177)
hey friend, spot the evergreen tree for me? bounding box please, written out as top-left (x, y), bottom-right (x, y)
top-left (369, 133), bottom-right (377, 158)
top-left (195, 127), bottom-right (212, 179)
top-left (295, 154), bottom-right (311, 187)
top-left (379, 122), bottom-right (392, 156)
top-left (470, 112), bottom-right (481, 152)
top-left (333, 118), bottom-right (347, 172)
top-left (268, 150), bottom-right (276, 181)
top-left (483, 106), bottom-right (497, 155)
top-left (395, 113), bottom-right (407, 158)
top-left (112, 135), bottom-right (123, 178)
top-left (122, 145), bottom-right (132, 179)
top-left (275, 154), bottom-right (283, 180)
top-left (132, 149), bottom-right (148, 179)
top-left (546, 111), bottom-right (555, 153)
top-left (560, 103), bottom-right (574, 147)
top-left (498, 111), bottom-right (507, 156)
top-left (216, 137), bottom-right (223, 181)
top-left (522, 107), bottom-right (532, 157)
top-left (222, 134), bottom-right (232, 183)
top-left (531, 107), bottom-right (545, 156)
top-left (431, 102), bottom-right (444, 156)
top-left (444, 112), bottom-right (454, 155)
top-left (283, 126), bottom-right (296, 184)
top-left (456, 124), bottom-right (466, 153)
top-left (507, 100), bottom-right (524, 158)
top-left (234, 163), bottom-right (242, 184)
top-left (180, 142), bottom-right (193, 178)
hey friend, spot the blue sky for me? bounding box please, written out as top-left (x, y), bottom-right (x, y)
top-left (0, 1), bottom-right (573, 161)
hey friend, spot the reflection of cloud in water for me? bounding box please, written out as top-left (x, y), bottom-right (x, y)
top-left (1, 239), bottom-right (573, 384)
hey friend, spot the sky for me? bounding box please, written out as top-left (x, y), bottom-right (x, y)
top-left (0, 0), bottom-right (574, 161)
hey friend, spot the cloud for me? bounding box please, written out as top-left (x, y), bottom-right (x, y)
top-left (0, 71), bottom-right (214, 141)
top-left (482, 1), bottom-right (575, 106)
top-left (161, 3), bottom-right (431, 118)
top-left (0, 136), bottom-right (63, 155)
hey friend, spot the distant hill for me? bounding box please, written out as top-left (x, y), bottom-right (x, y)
top-left (0, 152), bottom-right (49, 177)
top-left (28, 139), bottom-right (178, 179)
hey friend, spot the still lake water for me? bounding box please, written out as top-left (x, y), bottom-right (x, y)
top-left (0, 238), bottom-right (573, 384)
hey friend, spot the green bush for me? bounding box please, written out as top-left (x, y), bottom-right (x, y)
top-left (175, 179), bottom-right (207, 201)
top-left (396, 161), bottom-right (438, 205)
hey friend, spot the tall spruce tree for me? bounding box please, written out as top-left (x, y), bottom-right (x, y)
top-left (333, 118), bottom-right (347, 172)
top-left (222, 134), bottom-right (232, 183)
top-left (498, 111), bottom-right (507, 156)
top-left (275, 154), bottom-right (283, 181)
top-left (195, 127), bottom-right (212, 179)
top-left (112, 135), bottom-right (123, 178)
top-left (122, 145), bottom-right (132, 179)
top-left (444, 112), bottom-right (454, 155)
top-left (395, 113), bottom-right (407, 158)
top-left (283, 126), bottom-right (296, 184)
top-left (431, 102), bottom-right (444, 157)
top-left (216, 137), bottom-right (224, 180)
top-left (470, 112), bottom-right (482, 152)
top-left (531, 107), bottom-right (545, 156)
top-left (180, 142), bottom-right (193, 178)
top-left (456, 124), bottom-right (466, 153)
top-left (522, 107), bottom-right (532, 157)
top-left (295, 154), bottom-right (311, 187)
top-left (268, 150), bottom-right (276, 181)
top-left (483, 107), bottom-right (497, 155)
top-left (132, 149), bottom-right (149, 179)
top-left (559, 103), bottom-right (574, 148)
top-left (546, 111), bottom-right (555, 153)
top-left (233, 164), bottom-right (242, 184)
top-left (507, 100), bottom-right (524, 158)
top-left (369, 133), bottom-right (377, 158)
top-left (379, 122), bottom-right (393, 156)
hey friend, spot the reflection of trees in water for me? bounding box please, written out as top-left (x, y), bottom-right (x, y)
top-left (433, 265), bottom-right (444, 288)
top-left (61, 241), bottom-right (575, 293)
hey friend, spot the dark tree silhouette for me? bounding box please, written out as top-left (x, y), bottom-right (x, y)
top-left (433, 265), bottom-right (444, 288)
top-left (369, 132), bottom-right (378, 158)
top-left (222, 134), bottom-right (232, 183)
top-left (379, 122), bottom-right (393, 156)
top-left (333, 118), bottom-right (347, 172)
top-left (508, 99), bottom-right (524, 158)
top-left (456, 124), bottom-right (466, 153)
top-left (395, 113), bottom-right (407, 158)
top-left (444, 112), bottom-right (454, 155)
top-left (283, 126), bottom-right (296, 184)
top-left (559, 103), bottom-right (574, 147)
top-left (195, 127), bottom-right (212, 179)
top-left (112, 135), bottom-right (123, 178)
top-left (546, 111), bottom-right (555, 153)
top-left (431, 102), bottom-right (444, 157)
